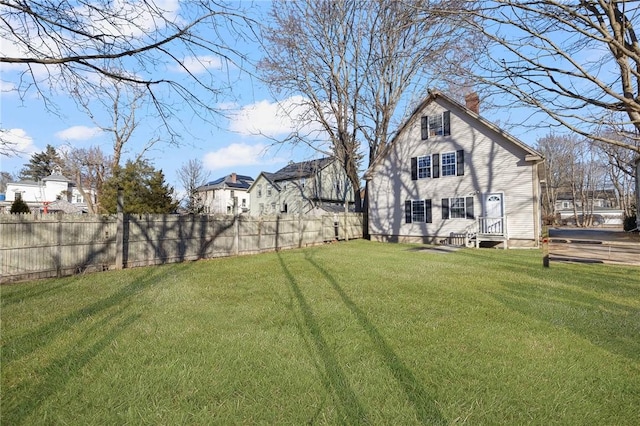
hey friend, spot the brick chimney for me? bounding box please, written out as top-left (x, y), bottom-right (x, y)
top-left (465, 92), bottom-right (480, 114)
top-left (230, 173), bottom-right (237, 183)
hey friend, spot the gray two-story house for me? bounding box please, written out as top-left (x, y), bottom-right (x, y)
top-left (248, 158), bottom-right (354, 216)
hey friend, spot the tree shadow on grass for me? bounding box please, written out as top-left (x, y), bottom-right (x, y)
top-left (1, 277), bottom-right (80, 308)
top-left (277, 253), bottom-right (369, 425)
top-left (2, 264), bottom-right (185, 365)
top-left (489, 279), bottom-right (640, 363)
top-left (4, 309), bottom-right (140, 425)
top-left (302, 252), bottom-right (447, 425)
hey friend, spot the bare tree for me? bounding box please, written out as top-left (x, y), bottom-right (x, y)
top-left (260, 0), bottom-right (474, 216)
top-left (75, 78), bottom-right (151, 170)
top-left (60, 146), bottom-right (111, 214)
top-left (454, 0), bottom-right (640, 154)
top-left (177, 158), bottom-right (210, 214)
top-left (594, 131), bottom-right (638, 218)
top-left (536, 133), bottom-right (574, 224)
top-left (0, 0), bottom-right (257, 145)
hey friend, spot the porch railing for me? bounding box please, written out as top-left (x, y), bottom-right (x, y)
top-left (478, 216), bottom-right (507, 236)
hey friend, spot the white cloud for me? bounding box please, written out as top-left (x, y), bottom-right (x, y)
top-left (203, 142), bottom-right (282, 171)
top-left (55, 126), bottom-right (103, 141)
top-left (172, 55), bottom-right (224, 75)
top-left (1, 128), bottom-right (38, 157)
top-left (229, 96), bottom-right (322, 138)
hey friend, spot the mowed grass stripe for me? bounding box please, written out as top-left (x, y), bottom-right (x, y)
top-left (1, 240), bottom-right (639, 425)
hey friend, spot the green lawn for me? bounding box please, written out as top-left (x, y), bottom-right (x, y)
top-left (2, 240), bottom-right (639, 425)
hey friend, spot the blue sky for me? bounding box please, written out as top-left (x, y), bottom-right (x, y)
top-left (0, 1), bottom-right (324, 191)
top-left (0, 0), bottom-right (547, 194)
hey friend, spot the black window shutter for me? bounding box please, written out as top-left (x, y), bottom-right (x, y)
top-left (411, 157), bottom-right (417, 180)
top-left (465, 197), bottom-right (474, 219)
top-left (421, 116), bottom-right (428, 140)
top-left (425, 199), bottom-right (432, 223)
top-left (443, 111), bottom-right (451, 136)
top-left (405, 200), bottom-right (412, 223)
top-left (441, 198), bottom-right (449, 219)
top-left (456, 149), bottom-right (465, 176)
top-left (432, 153), bottom-right (440, 178)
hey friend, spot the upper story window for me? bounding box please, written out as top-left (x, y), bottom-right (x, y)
top-left (266, 185), bottom-right (272, 197)
top-left (441, 152), bottom-right (457, 176)
top-left (300, 178), bottom-right (306, 189)
top-left (411, 150), bottom-right (464, 180)
top-left (257, 184), bottom-right (262, 198)
top-left (417, 155), bottom-right (431, 179)
top-left (421, 111), bottom-right (451, 139)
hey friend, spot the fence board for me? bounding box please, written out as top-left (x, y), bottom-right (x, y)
top-left (1, 213), bottom-right (363, 283)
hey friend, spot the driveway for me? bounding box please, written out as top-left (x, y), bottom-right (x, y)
top-left (548, 227), bottom-right (640, 266)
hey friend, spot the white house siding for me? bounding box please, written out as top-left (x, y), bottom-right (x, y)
top-left (201, 188), bottom-right (249, 214)
top-left (249, 161), bottom-right (354, 217)
top-left (5, 174), bottom-right (93, 207)
top-left (368, 95), bottom-right (541, 247)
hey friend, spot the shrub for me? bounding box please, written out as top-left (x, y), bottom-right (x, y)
top-left (10, 198), bottom-right (31, 214)
top-left (623, 214), bottom-right (638, 232)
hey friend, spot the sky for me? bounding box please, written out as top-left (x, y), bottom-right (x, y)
top-left (0, 1), bottom-right (324, 193)
top-left (0, 0), bottom-right (547, 196)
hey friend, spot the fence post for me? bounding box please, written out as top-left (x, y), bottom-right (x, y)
top-left (233, 196), bottom-right (239, 256)
top-left (115, 188), bottom-right (124, 270)
top-left (56, 211), bottom-right (63, 277)
top-left (542, 225), bottom-right (549, 268)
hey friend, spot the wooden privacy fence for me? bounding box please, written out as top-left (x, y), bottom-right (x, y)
top-left (0, 212), bottom-right (363, 283)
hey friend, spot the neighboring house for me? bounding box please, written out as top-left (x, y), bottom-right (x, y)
top-left (555, 191), bottom-right (623, 227)
top-left (195, 173), bottom-right (254, 214)
top-left (248, 158), bottom-right (354, 216)
top-left (1, 170), bottom-right (93, 214)
top-left (554, 190), bottom-right (619, 211)
top-left (365, 90), bottom-right (544, 248)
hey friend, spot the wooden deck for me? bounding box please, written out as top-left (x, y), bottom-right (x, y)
top-left (549, 228), bottom-right (640, 266)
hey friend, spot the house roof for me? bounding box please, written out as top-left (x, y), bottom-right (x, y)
top-left (45, 199), bottom-right (85, 214)
top-left (248, 158), bottom-right (336, 192)
top-left (272, 158), bottom-right (335, 181)
top-left (42, 173), bottom-right (74, 183)
top-left (364, 90), bottom-right (544, 180)
top-left (197, 173), bottom-right (254, 191)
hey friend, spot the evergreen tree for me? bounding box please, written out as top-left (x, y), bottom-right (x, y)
top-left (10, 197), bottom-right (31, 214)
top-left (101, 159), bottom-right (178, 214)
top-left (19, 145), bottom-right (63, 181)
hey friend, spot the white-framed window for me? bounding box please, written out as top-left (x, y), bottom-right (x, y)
top-left (450, 197), bottom-right (466, 218)
top-left (405, 199), bottom-right (432, 223)
top-left (421, 111), bottom-right (451, 139)
top-left (267, 185), bottom-right (272, 197)
top-left (417, 155), bottom-right (431, 179)
top-left (441, 197), bottom-right (474, 220)
top-left (441, 152), bottom-right (456, 176)
top-left (411, 150), bottom-right (463, 181)
top-left (257, 184), bottom-right (262, 198)
top-left (300, 178), bottom-right (306, 189)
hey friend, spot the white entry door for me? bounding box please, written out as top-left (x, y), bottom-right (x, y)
top-left (484, 193), bottom-right (504, 234)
